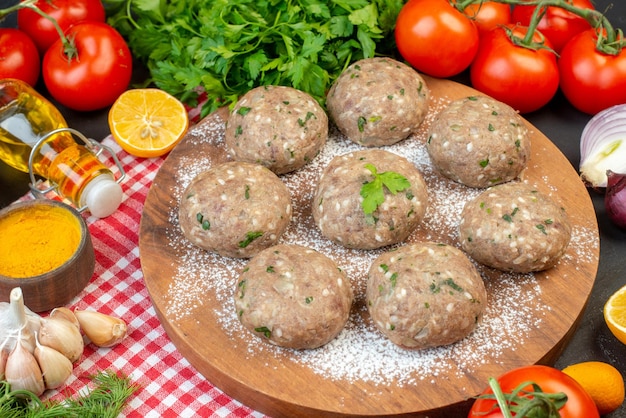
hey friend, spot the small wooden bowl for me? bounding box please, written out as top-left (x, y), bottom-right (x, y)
top-left (0, 200), bottom-right (95, 312)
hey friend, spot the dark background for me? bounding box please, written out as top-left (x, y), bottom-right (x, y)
top-left (2, 1), bottom-right (626, 416)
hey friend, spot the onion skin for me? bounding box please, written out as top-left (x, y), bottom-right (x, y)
top-left (579, 104), bottom-right (626, 188)
top-left (606, 170), bottom-right (626, 229)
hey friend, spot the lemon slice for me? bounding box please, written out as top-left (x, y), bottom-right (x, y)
top-left (604, 284), bottom-right (626, 345)
top-left (108, 89), bottom-right (189, 158)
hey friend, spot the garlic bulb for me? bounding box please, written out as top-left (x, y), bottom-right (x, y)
top-left (74, 310), bottom-right (128, 347)
top-left (38, 316), bottom-right (84, 363)
top-left (34, 332), bottom-right (73, 390)
top-left (0, 287), bottom-right (42, 354)
top-left (4, 333), bottom-right (45, 396)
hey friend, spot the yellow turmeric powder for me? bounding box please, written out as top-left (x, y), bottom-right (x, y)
top-left (0, 204), bottom-right (81, 278)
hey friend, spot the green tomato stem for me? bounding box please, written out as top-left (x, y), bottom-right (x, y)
top-left (0, 0), bottom-right (76, 57)
top-left (453, 0), bottom-right (623, 55)
top-left (488, 377), bottom-right (515, 418)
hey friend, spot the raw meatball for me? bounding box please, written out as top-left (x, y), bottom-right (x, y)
top-left (459, 182), bottom-right (572, 273)
top-left (427, 95), bottom-right (531, 188)
top-left (179, 161), bottom-right (292, 258)
top-left (234, 244), bottom-right (353, 349)
top-left (327, 57), bottom-right (430, 147)
top-left (312, 149), bottom-right (428, 250)
top-left (367, 242), bottom-right (487, 350)
top-left (224, 85), bottom-right (328, 174)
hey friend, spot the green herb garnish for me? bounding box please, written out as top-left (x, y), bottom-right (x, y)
top-left (0, 370), bottom-right (138, 418)
top-left (360, 163), bottom-right (411, 214)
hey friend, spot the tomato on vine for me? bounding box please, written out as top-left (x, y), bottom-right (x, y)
top-left (17, 0), bottom-right (106, 54)
top-left (559, 28), bottom-right (626, 115)
top-left (470, 24), bottom-right (559, 114)
top-left (459, 0), bottom-right (512, 34)
top-left (469, 365), bottom-right (600, 418)
top-left (43, 22), bottom-right (133, 112)
top-left (511, 0), bottom-right (594, 53)
top-left (395, 0), bottom-right (479, 78)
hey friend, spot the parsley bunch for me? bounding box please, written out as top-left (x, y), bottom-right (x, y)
top-left (104, 0), bottom-right (404, 117)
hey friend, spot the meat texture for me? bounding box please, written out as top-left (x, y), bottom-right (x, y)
top-left (234, 244), bottom-right (353, 349)
top-left (459, 182), bottom-right (572, 273)
top-left (327, 57), bottom-right (430, 147)
top-left (179, 161), bottom-right (292, 258)
top-left (427, 95), bottom-right (531, 188)
top-left (367, 242), bottom-right (487, 350)
top-left (224, 85), bottom-right (328, 175)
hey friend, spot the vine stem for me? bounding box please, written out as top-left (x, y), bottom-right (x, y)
top-left (452, 0), bottom-right (623, 55)
top-left (0, 0), bottom-right (78, 60)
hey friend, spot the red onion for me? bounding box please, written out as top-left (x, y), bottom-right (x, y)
top-left (606, 170), bottom-right (626, 229)
top-left (579, 104), bottom-right (626, 188)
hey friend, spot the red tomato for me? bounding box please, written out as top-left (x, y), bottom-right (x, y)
top-left (395, 0), bottom-right (479, 78)
top-left (511, 0), bottom-right (594, 53)
top-left (43, 22), bottom-right (133, 112)
top-left (558, 29), bottom-right (626, 115)
top-left (470, 25), bottom-right (559, 114)
top-left (17, 0), bottom-right (106, 54)
top-left (461, 1), bottom-right (512, 34)
top-left (469, 365), bottom-right (600, 418)
top-left (0, 28), bottom-right (40, 86)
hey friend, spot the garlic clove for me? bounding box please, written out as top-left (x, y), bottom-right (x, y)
top-left (4, 337), bottom-right (45, 396)
top-left (34, 333), bottom-right (73, 390)
top-left (73, 310), bottom-right (128, 348)
top-left (49, 307), bottom-right (80, 330)
top-left (38, 317), bottom-right (84, 363)
top-left (0, 342), bottom-right (7, 381)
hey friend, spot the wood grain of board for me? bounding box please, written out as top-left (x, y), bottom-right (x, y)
top-left (139, 76), bottom-right (599, 417)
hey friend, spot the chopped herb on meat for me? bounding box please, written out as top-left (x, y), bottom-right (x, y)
top-left (237, 106), bottom-right (252, 116)
top-left (502, 207), bottom-right (519, 223)
top-left (389, 272), bottom-right (398, 288)
top-left (255, 326), bottom-right (272, 338)
top-left (238, 279), bottom-right (247, 298)
top-left (239, 231), bottom-right (264, 248)
top-left (358, 116), bottom-right (367, 132)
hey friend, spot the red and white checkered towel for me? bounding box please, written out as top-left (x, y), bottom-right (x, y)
top-left (24, 135), bottom-right (266, 417)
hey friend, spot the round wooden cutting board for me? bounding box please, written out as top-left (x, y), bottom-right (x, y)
top-left (139, 76), bottom-right (599, 417)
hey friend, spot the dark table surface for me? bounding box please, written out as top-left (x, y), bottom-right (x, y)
top-left (2, 1), bottom-right (626, 416)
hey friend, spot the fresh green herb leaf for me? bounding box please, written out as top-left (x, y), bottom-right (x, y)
top-left (0, 371), bottom-right (138, 418)
top-left (360, 163), bottom-right (411, 214)
top-left (104, 0), bottom-right (404, 115)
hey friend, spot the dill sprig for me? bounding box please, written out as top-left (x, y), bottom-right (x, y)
top-left (0, 370), bottom-right (139, 418)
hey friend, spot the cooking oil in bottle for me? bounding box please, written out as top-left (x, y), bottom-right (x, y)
top-left (0, 79), bottom-right (124, 218)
